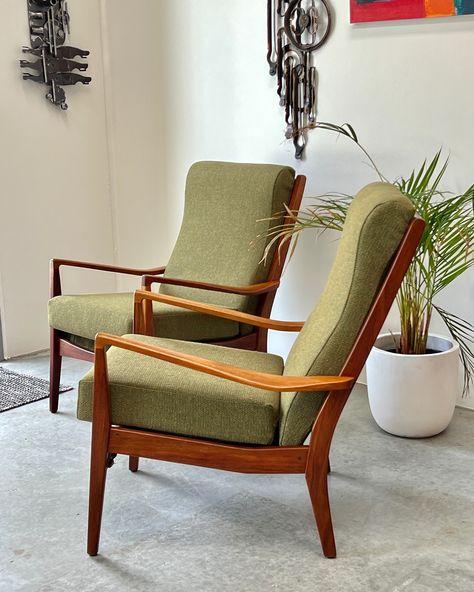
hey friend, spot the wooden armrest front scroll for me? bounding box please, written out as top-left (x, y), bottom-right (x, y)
top-left (133, 289), bottom-right (305, 335)
top-left (95, 333), bottom-right (354, 393)
top-left (50, 259), bottom-right (166, 298)
top-left (141, 274), bottom-right (280, 296)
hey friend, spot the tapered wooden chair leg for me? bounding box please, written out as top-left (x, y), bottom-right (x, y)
top-left (49, 329), bottom-right (62, 414)
top-left (87, 440), bottom-right (109, 556)
top-left (87, 342), bottom-right (112, 556)
top-left (129, 456), bottom-right (139, 472)
top-left (306, 462), bottom-right (336, 558)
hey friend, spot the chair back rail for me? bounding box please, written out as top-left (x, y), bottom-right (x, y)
top-left (255, 174), bottom-right (307, 350)
top-left (305, 216), bottom-right (424, 557)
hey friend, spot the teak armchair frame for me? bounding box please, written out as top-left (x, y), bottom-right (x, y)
top-left (87, 216), bottom-right (425, 558)
top-left (49, 175), bottom-right (306, 413)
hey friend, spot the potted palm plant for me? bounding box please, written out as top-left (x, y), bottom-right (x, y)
top-left (263, 127), bottom-right (474, 437)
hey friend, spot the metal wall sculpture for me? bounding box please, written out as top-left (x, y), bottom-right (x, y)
top-left (267, 0), bottom-right (331, 159)
top-left (20, 0), bottom-right (91, 110)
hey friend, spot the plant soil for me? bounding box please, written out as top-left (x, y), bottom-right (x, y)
top-left (386, 349), bottom-right (441, 355)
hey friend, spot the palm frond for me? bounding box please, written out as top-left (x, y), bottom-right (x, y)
top-left (258, 195), bottom-right (353, 264)
top-left (259, 139), bottom-right (474, 395)
top-left (435, 306), bottom-right (474, 395)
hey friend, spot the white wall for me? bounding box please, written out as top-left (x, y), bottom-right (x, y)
top-left (107, 0), bottom-right (474, 408)
top-left (101, 0), bottom-right (176, 291)
top-left (0, 0), bottom-right (116, 357)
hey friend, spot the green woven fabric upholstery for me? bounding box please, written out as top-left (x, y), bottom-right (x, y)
top-left (160, 161), bottom-right (295, 312)
top-left (279, 182), bottom-right (414, 446)
top-left (78, 335), bottom-right (284, 446)
top-left (76, 182), bottom-right (413, 448)
top-left (49, 161), bottom-right (295, 346)
top-left (49, 292), bottom-right (241, 344)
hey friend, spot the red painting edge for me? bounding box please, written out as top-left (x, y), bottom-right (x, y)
top-left (350, 0), bottom-right (426, 23)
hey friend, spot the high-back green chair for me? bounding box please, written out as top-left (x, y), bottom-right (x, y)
top-left (78, 182), bottom-right (423, 557)
top-left (48, 161), bottom-right (305, 413)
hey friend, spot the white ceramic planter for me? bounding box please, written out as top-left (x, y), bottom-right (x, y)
top-left (366, 333), bottom-right (459, 438)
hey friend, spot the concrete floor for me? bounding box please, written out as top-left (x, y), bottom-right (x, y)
top-left (0, 353), bottom-right (473, 592)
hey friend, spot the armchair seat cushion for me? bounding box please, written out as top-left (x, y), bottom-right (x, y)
top-left (49, 292), bottom-right (244, 345)
top-left (78, 335), bottom-right (283, 445)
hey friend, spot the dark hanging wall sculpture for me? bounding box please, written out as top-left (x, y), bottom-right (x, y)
top-left (267, 0), bottom-right (331, 159)
top-left (20, 0), bottom-right (91, 110)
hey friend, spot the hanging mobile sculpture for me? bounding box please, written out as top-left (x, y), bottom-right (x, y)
top-left (267, 0), bottom-right (331, 159)
top-left (20, 0), bottom-right (91, 110)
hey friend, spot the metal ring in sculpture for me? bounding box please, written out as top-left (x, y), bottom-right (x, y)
top-left (284, 0), bottom-right (331, 53)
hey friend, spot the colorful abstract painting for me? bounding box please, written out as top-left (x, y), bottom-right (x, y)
top-left (350, 0), bottom-right (474, 23)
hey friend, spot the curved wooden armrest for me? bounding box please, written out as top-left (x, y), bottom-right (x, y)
top-left (52, 258), bottom-right (166, 276)
top-left (141, 274), bottom-right (279, 296)
top-left (50, 259), bottom-right (166, 298)
top-left (133, 290), bottom-right (305, 332)
top-left (95, 333), bottom-right (354, 393)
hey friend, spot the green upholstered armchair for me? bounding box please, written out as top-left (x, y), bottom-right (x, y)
top-left (78, 182), bottom-right (424, 558)
top-left (48, 162), bottom-right (305, 413)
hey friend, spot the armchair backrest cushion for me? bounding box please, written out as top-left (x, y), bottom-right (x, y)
top-left (160, 161), bottom-right (295, 311)
top-left (280, 182), bottom-right (415, 446)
